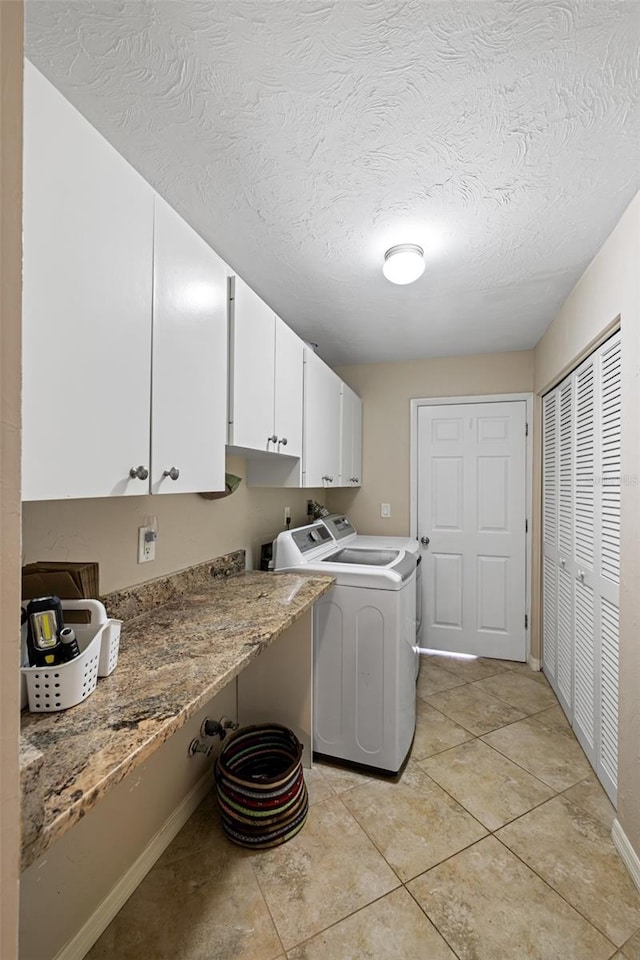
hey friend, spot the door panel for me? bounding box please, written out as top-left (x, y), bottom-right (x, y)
top-left (418, 400), bottom-right (527, 660)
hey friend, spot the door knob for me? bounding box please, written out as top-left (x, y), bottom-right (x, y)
top-left (129, 465), bottom-right (149, 481)
top-left (163, 467), bottom-right (180, 481)
top-left (420, 536), bottom-right (430, 546)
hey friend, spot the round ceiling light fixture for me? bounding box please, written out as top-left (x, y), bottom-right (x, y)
top-left (382, 244), bottom-right (425, 285)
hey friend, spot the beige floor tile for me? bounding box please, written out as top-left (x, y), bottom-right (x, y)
top-left (304, 766), bottom-right (334, 806)
top-left (482, 716), bottom-right (592, 790)
top-left (422, 653), bottom-right (509, 682)
top-left (498, 660), bottom-right (551, 685)
top-left (471, 671), bottom-right (557, 715)
top-left (314, 760), bottom-right (374, 794)
top-left (410, 700), bottom-right (474, 761)
top-left (533, 703), bottom-right (571, 730)
top-left (419, 739), bottom-right (555, 831)
top-left (416, 662), bottom-right (466, 698)
top-left (287, 887), bottom-right (456, 960)
top-left (408, 835), bottom-right (615, 960)
top-left (248, 795), bottom-right (399, 951)
top-left (622, 929), bottom-right (640, 958)
top-left (497, 796), bottom-right (640, 946)
top-left (341, 762), bottom-right (487, 882)
top-left (426, 683), bottom-right (527, 736)
top-left (563, 772), bottom-right (617, 831)
top-left (86, 806), bottom-right (282, 960)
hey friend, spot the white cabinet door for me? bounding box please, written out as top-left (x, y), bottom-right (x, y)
top-left (22, 61), bottom-right (154, 500)
top-left (151, 197), bottom-right (227, 495)
top-left (339, 384), bottom-right (362, 486)
top-left (274, 317), bottom-right (304, 459)
top-left (303, 350), bottom-right (341, 488)
top-left (228, 277), bottom-right (275, 452)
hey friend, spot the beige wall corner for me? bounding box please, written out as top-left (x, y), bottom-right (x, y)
top-left (533, 191), bottom-right (640, 859)
top-left (329, 350), bottom-right (534, 537)
top-left (0, 2), bottom-right (23, 958)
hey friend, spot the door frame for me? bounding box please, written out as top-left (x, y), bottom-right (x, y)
top-left (409, 393), bottom-right (534, 664)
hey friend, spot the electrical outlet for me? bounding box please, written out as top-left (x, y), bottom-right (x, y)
top-left (138, 526), bottom-right (157, 563)
top-left (284, 506), bottom-right (291, 525)
top-left (380, 502), bottom-right (391, 519)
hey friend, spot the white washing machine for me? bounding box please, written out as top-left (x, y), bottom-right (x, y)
top-left (320, 514), bottom-right (423, 649)
top-left (273, 521), bottom-right (417, 774)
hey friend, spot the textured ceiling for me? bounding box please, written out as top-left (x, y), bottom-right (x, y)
top-left (26, 0), bottom-right (640, 365)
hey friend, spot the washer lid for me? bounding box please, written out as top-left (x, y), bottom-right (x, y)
top-left (323, 548), bottom-right (399, 566)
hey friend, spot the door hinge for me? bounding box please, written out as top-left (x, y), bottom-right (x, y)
top-left (525, 422), bottom-right (529, 437)
top-left (525, 614), bottom-right (528, 630)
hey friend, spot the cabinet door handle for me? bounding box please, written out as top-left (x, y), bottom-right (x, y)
top-left (351, 477), bottom-right (359, 483)
top-left (322, 475), bottom-right (334, 483)
top-left (277, 437), bottom-right (288, 447)
top-left (268, 435), bottom-right (278, 446)
top-left (163, 467), bottom-right (180, 481)
top-left (129, 465), bottom-right (149, 481)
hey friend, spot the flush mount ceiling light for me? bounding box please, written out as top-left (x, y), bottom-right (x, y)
top-left (382, 244), bottom-right (425, 285)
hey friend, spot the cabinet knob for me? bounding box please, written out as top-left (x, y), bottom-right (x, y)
top-left (322, 475), bottom-right (334, 483)
top-left (268, 435), bottom-right (278, 445)
top-left (278, 437), bottom-right (288, 447)
top-left (163, 467), bottom-right (180, 481)
top-left (129, 465), bottom-right (149, 481)
top-left (351, 477), bottom-right (360, 483)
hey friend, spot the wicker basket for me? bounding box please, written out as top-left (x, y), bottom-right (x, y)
top-left (214, 723), bottom-right (308, 848)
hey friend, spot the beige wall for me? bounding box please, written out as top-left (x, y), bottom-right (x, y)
top-left (0, 4), bottom-right (23, 958)
top-left (533, 191), bottom-right (640, 858)
top-left (22, 456), bottom-right (321, 594)
top-left (329, 351), bottom-right (534, 535)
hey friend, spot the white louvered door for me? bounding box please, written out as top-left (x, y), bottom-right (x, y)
top-left (541, 331), bottom-right (621, 804)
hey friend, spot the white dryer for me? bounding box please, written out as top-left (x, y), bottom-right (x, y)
top-left (273, 521), bottom-right (417, 774)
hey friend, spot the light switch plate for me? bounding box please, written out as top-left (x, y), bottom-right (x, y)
top-left (380, 502), bottom-right (391, 519)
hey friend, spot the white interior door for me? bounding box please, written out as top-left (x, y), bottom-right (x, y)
top-left (417, 401), bottom-right (528, 660)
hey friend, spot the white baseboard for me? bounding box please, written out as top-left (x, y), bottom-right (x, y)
top-left (612, 819), bottom-right (640, 892)
top-left (528, 655), bottom-right (541, 672)
top-left (54, 770), bottom-right (214, 960)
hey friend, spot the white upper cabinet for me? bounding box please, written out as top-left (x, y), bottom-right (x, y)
top-left (228, 277), bottom-right (304, 458)
top-left (274, 317), bottom-right (304, 459)
top-left (228, 276), bottom-right (276, 452)
top-left (22, 61), bottom-right (154, 501)
top-left (23, 63), bottom-right (228, 501)
top-left (303, 349), bottom-right (342, 488)
top-left (339, 384), bottom-right (363, 487)
top-left (151, 197), bottom-right (227, 495)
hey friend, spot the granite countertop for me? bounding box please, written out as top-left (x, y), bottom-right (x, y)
top-left (20, 566), bottom-right (334, 868)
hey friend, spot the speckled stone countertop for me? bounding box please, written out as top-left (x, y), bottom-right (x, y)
top-left (20, 566), bottom-right (333, 868)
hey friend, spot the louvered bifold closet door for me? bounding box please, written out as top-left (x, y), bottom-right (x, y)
top-left (598, 334), bottom-right (621, 802)
top-left (541, 331), bottom-right (621, 806)
top-left (573, 357), bottom-right (597, 761)
top-left (542, 392), bottom-right (559, 685)
top-left (556, 379), bottom-right (575, 715)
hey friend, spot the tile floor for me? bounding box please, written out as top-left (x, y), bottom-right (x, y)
top-left (86, 654), bottom-right (640, 960)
